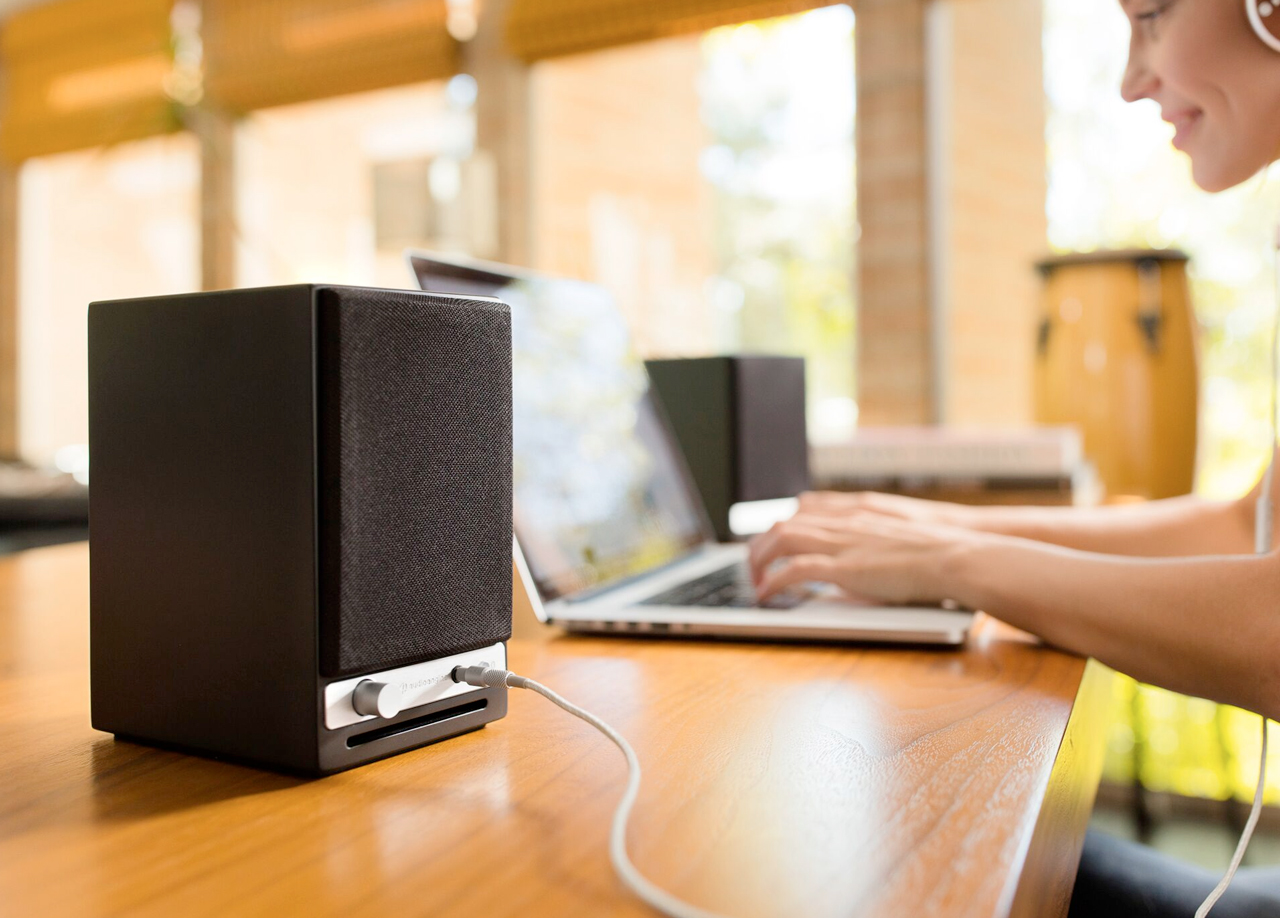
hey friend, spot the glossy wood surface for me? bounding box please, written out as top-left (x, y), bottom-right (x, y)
top-left (0, 544), bottom-right (1109, 917)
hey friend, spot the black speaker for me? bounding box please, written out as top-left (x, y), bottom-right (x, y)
top-left (89, 285), bottom-right (513, 775)
top-left (645, 356), bottom-right (810, 542)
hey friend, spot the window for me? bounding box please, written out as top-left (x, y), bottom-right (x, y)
top-left (18, 133), bottom-right (199, 467)
top-left (1046, 0), bottom-right (1280, 500)
top-left (529, 5), bottom-right (856, 440)
top-left (234, 78), bottom-right (483, 289)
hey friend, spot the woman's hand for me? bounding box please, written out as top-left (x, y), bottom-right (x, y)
top-left (794, 490), bottom-right (976, 527)
top-left (746, 511), bottom-right (992, 606)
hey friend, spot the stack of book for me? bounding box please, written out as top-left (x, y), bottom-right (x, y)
top-left (810, 427), bottom-right (1098, 506)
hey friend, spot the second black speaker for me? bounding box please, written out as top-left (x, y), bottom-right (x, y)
top-left (645, 355), bottom-right (810, 542)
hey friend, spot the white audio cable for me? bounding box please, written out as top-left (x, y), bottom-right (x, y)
top-left (452, 665), bottom-right (731, 918)
top-left (1196, 223), bottom-right (1280, 917)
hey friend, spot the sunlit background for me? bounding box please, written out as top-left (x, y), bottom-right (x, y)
top-left (3, 0), bottom-right (1280, 860)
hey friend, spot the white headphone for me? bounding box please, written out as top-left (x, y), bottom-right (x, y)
top-left (1248, 0), bottom-right (1280, 52)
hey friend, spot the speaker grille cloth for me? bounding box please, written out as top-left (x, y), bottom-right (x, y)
top-left (318, 288), bottom-right (513, 677)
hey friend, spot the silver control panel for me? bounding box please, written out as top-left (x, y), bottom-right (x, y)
top-left (323, 643), bottom-right (506, 730)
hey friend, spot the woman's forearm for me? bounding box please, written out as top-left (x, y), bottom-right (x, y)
top-left (946, 537), bottom-right (1280, 719)
top-left (950, 448), bottom-right (1280, 556)
top-left (950, 495), bottom-right (1254, 557)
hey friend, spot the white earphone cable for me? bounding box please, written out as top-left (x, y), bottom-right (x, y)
top-left (1251, 226), bottom-right (1280, 556)
top-left (1195, 223), bottom-right (1280, 916)
top-left (1195, 719), bottom-right (1269, 918)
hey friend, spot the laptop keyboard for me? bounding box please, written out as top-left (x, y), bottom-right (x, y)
top-left (637, 563), bottom-right (806, 610)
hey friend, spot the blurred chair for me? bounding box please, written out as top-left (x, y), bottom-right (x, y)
top-left (0, 462), bottom-right (89, 554)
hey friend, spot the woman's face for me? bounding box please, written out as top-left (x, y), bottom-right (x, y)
top-left (1121, 0), bottom-right (1280, 191)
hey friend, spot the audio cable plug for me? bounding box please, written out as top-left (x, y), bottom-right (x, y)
top-left (451, 665), bottom-right (731, 918)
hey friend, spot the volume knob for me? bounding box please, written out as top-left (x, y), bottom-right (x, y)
top-left (352, 680), bottom-right (403, 719)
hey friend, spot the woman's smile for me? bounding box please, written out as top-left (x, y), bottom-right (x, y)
top-left (1163, 107), bottom-right (1203, 150)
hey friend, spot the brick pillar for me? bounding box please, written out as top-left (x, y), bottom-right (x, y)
top-left (195, 108), bottom-right (237, 292)
top-left (466, 0), bottom-right (533, 267)
top-left (855, 0), bottom-right (934, 425)
top-left (935, 0), bottom-right (1046, 425)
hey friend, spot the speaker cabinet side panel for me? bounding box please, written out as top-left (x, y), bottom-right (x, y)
top-left (734, 357), bottom-right (810, 502)
top-left (89, 287), bottom-right (321, 771)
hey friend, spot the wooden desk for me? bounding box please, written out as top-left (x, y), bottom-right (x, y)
top-left (0, 544), bottom-right (1110, 917)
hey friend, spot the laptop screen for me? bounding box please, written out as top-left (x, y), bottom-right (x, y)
top-left (408, 253), bottom-right (710, 602)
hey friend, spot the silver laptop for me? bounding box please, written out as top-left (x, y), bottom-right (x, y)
top-left (408, 251), bottom-right (974, 645)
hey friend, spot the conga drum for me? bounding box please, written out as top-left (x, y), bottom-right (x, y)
top-left (1034, 250), bottom-right (1199, 500)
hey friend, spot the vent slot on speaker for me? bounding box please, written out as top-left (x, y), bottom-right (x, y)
top-left (345, 698), bottom-right (489, 748)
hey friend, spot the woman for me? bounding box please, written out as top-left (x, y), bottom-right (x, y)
top-left (748, 1), bottom-right (1280, 915)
